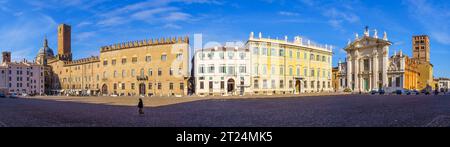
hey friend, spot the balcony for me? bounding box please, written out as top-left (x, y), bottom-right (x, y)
top-left (137, 75), bottom-right (148, 81)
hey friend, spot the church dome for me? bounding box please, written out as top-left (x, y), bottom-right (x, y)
top-left (38, 37), bottom-right (54, 57)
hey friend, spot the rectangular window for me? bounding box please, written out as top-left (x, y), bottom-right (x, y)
top-left (132, 57), bottom-right (137, 63)
top-left (148, 83), bottom-right (152, 90)
top-left (239, 65), bottom-right (246, 73)
top-left (254, 80), bottom-right (259, 88)
top-left (364, 59), bottom-right (370, 71)
top-left (262, 65), bottom-right (267, 75)
top-left (131, 83), bottom-right (135, 90)
top-left (121, 58), bottom-right (127, 64)
top-left (220, 81), bottom-right (225, 90)
top-left (208, 65), bottom-right (215, 73)
top-left (289, 80), bottom-right (293, 88)
top-left (253, 47), bottom-right (259, 55)
top-left (279, 49), bottom-right (285, 56)
top-left (103, 60), bottom-right (108, 66)
top-left (297, 51), bottom-right (300, 59)
top-left (254, 64), bottom-right (259, 75)
top-left (280, 66), bottom-right (284, 75)
top-left (280, 80), bottom-right (284, 88)
top-left (219, 65), bottom-right (226, 73)
top-left (158, 83), bottom-right (162, 90)
top-left (262, 48), bottom-right (268, 56)
top-left (199, 65), bottom-right (205, 74)
top-left (263, 80), bottom-right (268, 89)
top-left (200, 81), bottom-right (204, 89)
top-left (208, 52), bottom-right (214, 59)
top-left (148, 69), bottom-right (153, 76)
top-left (271, 48), bottom-right (277, 56)
top-left (239, 52), bottom-right (245, 59)
top-left (209, 81), bottom-right (213, 89)
top-left (289, 67), bottom-right (293, 76)
top-left (219, 52), bottom-right (224, 59)
top-left (145, 56), bottom-right (151, 62)
top-left (161, 55), bottom-right (167, 61)
top-left (111, 59), bottom-right (116, 65)
top-left (228, 52), bottom-right (234, 59)
top-left (170, 68), bottom-right (174, 76)
top-left (289, 50), bottom-right (293, 58)
top-left (180, 82), bottom-right (184, 90)
top-left (170, 83), bottom-right (174, 90)
top-left (176, 53), bottom-right (183, 61)
top-left (227, 66), bottom-right (235, 75)
top-left (271, 80), bottom-right (276, 89)
top-left (158, 68), bottom-right (162, 76)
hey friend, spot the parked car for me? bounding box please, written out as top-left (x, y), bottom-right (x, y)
top-left (370, 90), bottom-right (378, 95)
top-left (378, 89), bottom-right (386, 95)
top-left (21, 93), bottom-right (28, 97)
top-left (395, 90), bottom-right (403, 95)
top-left (110, 94), bottom-right (118, 97)
top-left (9, 93), bottom-right (18, 98)
top-left (0, 93), bottom-right (6, 98)
top-left (405, 90), bottom-right (412, 95)
top-left (413, 90), bottom-right (420, 95)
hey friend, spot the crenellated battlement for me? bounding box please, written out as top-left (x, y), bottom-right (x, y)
top-left (100, 36), bottom-right (189, 53)
top-left (64, 56), bottom-right (100, 66)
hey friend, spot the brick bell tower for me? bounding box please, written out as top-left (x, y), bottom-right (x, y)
top-left (57, 24), bottom-right (72, 61)
top-left (2, 51), bottom-right (11, 63)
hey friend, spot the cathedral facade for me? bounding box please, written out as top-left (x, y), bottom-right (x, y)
top-left (37, 24), bottom-right (190, 97)
top-left (335, 27), bottom-right (422, 93)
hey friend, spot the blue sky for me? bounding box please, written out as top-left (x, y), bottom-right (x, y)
top-left (0, 0), bottom-right (449, 78)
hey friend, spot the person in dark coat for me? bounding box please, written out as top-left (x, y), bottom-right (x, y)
top-left (138, 98), bottom-right (144, 115)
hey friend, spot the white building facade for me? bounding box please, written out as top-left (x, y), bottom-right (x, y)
top-left (0, 52), bottom-right (45, 95)
top-left (343, 28), bottom-right (391, 92)
top-left (193, 46), bottom-right (252, 96)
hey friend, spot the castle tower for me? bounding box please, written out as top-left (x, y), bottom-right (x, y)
top-left (412, 35), bottom-right (430, 63)
top-left (57, 24), bottom-right (72, 61)
top-left (2, 51), bottom-right (11, 63)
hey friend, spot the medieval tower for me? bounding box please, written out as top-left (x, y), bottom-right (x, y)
top-left (57, 24), bottom-right (72, 61)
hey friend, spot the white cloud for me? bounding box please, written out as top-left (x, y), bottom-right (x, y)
top-left (163, 24), bottom-right (182, 29)
top-left (165, 12), bottom-right (191, 21)
top-left (406, 0), bottom-right (450, 45)
top-left (0, 13), bottom-right (57, 61)
top-left (278, 11), bottom-right (300, 16)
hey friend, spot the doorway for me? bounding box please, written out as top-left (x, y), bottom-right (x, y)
top-left (227, 79), bottom-right (235, 93)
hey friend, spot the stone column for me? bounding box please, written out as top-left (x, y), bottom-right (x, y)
top-left (369, 58), bottom-right (372, 90)
top-left (382, 46), bottom-right (389, 88)
top-left (347, 57), bottom-right (352, 89)
top-left (373, 54), bottom-right (379, 90)
top-left (354, 57), bottom-right (359, 92)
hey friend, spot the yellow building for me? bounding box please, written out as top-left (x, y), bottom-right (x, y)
top-left (412, 35), bottom-right (434, 90)
top-left (403, 56), bottom-right (420, 90)
top-left (246, 32), bottom-right (333, 95)
top-left (39, 24), bottom-right (190, 97)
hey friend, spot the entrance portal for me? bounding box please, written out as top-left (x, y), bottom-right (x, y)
top-left (101, 84), bottom-right (108, 95)
top-left (295, 80), bottom-right (301, 94)
top-left (139, 83), bottom-right (146, 96)
top-left (227, 79), bottom-right (235, 93)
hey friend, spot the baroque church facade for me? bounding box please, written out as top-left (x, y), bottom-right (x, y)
top-left (334, 27), bottom-right (420, 92)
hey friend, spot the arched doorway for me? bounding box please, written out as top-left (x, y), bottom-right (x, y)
top-left (101, 84), bottom-right (108, 95)
top-left (295, 80), bottom-right (301, 94)
top-left (139, 83), bottom-right (146, 96)
top-left (227, 79), bottom-right (235, 93)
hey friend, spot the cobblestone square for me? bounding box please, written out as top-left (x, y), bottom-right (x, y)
top-left (0, 94), bottom-right (449, 127)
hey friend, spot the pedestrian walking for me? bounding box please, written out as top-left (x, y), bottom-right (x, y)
top-left (138, 98), bottom-right (144, 115)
